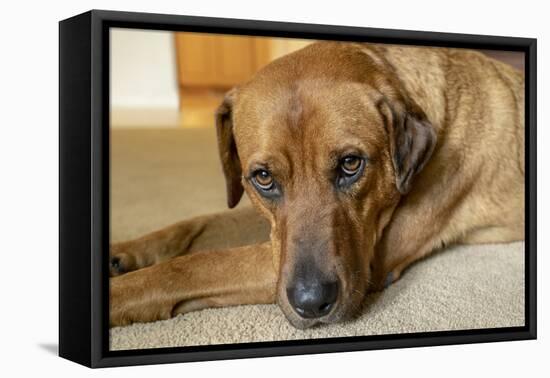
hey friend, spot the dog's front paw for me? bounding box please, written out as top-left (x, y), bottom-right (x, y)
top-left (109, 254), bottom-right (135, 277)
top-left (110, 244), bottom-right (138, 277)
top-left (110, 272), bottom-right (173, 327)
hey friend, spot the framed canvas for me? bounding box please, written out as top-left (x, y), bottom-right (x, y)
top-left (59, 10), bottom-right (536, 368)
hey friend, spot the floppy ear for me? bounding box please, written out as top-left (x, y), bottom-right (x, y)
top-left (215, 89), bottom-right (244, 208)
top-left (378, 99), bottom-right (437, 194)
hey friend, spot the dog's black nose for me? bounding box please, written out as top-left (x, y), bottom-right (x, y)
top-left (287, 280), bottom-right (339, 319)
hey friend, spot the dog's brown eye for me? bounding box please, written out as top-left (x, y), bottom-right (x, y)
top-left (341, 156), bottom-right (362, 175)
top-left (253, 170), bottom-right (274, 190)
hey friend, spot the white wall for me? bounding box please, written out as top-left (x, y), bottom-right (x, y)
top-left (110, 28), bottom-right (179, 127)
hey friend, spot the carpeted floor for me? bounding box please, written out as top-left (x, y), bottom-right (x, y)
top-left (109, 129), bottom-right (525, 351)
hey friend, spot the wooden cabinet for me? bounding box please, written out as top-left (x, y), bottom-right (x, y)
top-left (174, 33), bottom-right (314, 128)
top-left (175, 33), bottom-right (271, 89)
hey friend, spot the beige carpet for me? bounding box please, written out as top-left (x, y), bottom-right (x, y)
top-left (109, 129), bottom-right (524, 351)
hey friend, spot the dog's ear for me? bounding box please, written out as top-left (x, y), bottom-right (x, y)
top-left (378, 98), bottom-right (437, 194)
top-left (216, 89), bottom-right (244, 208)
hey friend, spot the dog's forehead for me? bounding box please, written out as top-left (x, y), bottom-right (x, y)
top-left (232, 79), bottom-right (385, 161)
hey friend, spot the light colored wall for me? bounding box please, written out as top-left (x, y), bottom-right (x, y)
top-left (110, 28), bottom-right (180, 128)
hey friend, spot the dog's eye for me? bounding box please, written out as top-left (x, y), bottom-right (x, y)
top-left (337, 155), bottom-right (365, 188)
top-left (341, 156), bottom-right (362, 175)
top-left (252, 169), bottom-right (274, 190)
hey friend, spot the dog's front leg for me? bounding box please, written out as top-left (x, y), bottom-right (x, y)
top-left (110, 242), bottom-right (277, 327)
top-left (110, 217), bottom-right (208, 276)
top-left (109, 217), bottom-right (207, 276)
top-left (110, 207), bottom-right (270, 276)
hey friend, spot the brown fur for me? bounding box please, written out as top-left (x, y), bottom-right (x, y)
top-left (109, 42), bottom-right (524, 329)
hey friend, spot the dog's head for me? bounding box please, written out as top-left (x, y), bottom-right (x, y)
top-left (215, 42), bottom-right (436, 328)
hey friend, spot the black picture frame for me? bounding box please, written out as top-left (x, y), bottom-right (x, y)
top-left (59, 9), bottom-right (537, 368)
